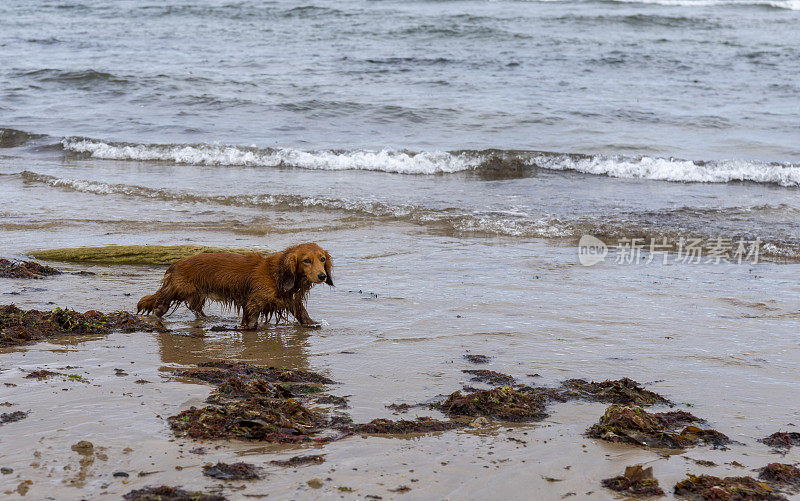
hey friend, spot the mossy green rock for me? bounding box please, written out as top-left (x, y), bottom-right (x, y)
top-left (28, 245), bottom-right (269, 266)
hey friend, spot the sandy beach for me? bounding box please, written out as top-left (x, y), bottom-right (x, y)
top-left (2, 0), bottom-right (800, 498)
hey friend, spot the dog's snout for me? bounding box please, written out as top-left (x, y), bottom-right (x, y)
top-left (318, 273), bottom-right (327, 281)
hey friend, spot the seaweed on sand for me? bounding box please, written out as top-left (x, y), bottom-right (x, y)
top-left (463, 354), bottom-right (491, 364)
top-left (759, 463), bottom-right (800, 491)
top-left (169, 362), bottom-right (343, 443)
top-left (175, 361), bottom-right (335, 386)
top-left (760, 432), bottom-right (800, 451)
top-left (561, 378), bottom-right (670, 406)
top-left (601, 465), bottom-right (665, 497)
top-left (0, 259), bottom-right (61, 279)
top-left (0, 411), bottom-right (28, 425)
top-left (29, 245), bottom-right (268, 266)
top-left (122, 485), bottom-right (227, 501)
top-left (433, 386), bottom-right (548, 422)
top-left (25, 369), bottom-right (61, 379)
top-left (269, 455), bottom-right (326, 467)
top-left (174, 362), bottom-right (338, 403)
top-left (586, 405), bottom-right (729, 450)
top-left (0, 304), bottom-right (164, 347)
top-left (462, 370), bottom-right (516, 386)
top-left (202, 462), bottom-right (262, 480)
top-left (168, 396), bottom-right (331, 443)
top-left (348, 417), bottom-right (462, 434)
top-left (674, 474), bottom-right (785, 500)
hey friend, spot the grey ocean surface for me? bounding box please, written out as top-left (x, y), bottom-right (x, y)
top-left (1, 0), bottom-right (799, 257)
top-left (2, 3), bottom-right (800, 499)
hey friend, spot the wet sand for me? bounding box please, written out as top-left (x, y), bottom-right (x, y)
top-left (2, 225), bottom-right (799, 499)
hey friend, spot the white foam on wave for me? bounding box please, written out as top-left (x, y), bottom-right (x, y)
top-left (608, 0), bottom-right (800, 9)
top-left (62, 138), bottom-right (800, 186)
top-left (533, 154), bottom-right (800, 187)
top-left (62, 138), bottom-right (480, 175)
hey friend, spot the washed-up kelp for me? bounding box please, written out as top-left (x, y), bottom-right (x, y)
top-left (586, 404), bottom-right (730, 450)
top-left (169, 397), bottom-right (330, 442)
top-left (463, 354), bottom-right (491, 364)
top-left (269, 455), bottom-right (326, 467)
top-left (601, 465), bottom-right (665, 497)
top-left (674, 474), bottom-right (784, 501)
top-left (0, 411), bottom-right (28, 425)
top-left (29, 245), bottom-right (267, 266)
top-left (348, 417), bottom-right (461, 434)
top-left (0, 304), bottom-right (163, 347)
top-left (202, 462), bottom-right (262, 480)
top-left (123, 485), bottom-right (227, 501)
top-left (434, 386), bottom-right (548, 422)
top-left (169, 362), bottom-right (346, 443)
top-left (462, 370), bottom-right (516, 386)
top-left (561, 378), bottom-right (670, 406)
top-left (759, 463), bottom-right (800, 492)
top-left (760, 432), bottom-right (800, 451)
top-left (0, 259), bottom-right (61, 279)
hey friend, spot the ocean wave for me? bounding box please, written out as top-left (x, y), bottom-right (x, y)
top-left (61, 138), bottom-right (800, 186)
top-left (62, 138), bottom-right (484, 174)
top-left (0, 128), bottom-right (45, 148)
top-left (530, 153), bottom-right (800, 187)
top-left (16, 171), bottom-right (800, 261)
top-left (17, 68), bottom-right (129, 85)
top-left (605, 0), bottom-right (800, 10)
top-left (18, 170), bottom-right (571, 238)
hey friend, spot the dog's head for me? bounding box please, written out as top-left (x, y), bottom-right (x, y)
top-left (276, 242), bottom-right (333, 293)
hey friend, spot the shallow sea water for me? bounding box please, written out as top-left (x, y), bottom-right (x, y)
top-left (1, 0), bottom-right (800, 498)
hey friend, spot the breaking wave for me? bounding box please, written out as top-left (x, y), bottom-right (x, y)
top-left (17, 171), bottom-right (800, 261)
top-left (61, 137), bottom-right (800, 187)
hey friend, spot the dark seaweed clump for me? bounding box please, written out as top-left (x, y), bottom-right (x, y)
top-left (269, 455), bottom-right (326, 467)
top-left (759, 463), bottom-right (800, 490)
top-left (349, 417), bottom-right (461, 434)
top-left (462, 370), bottom-right (516, 386)
top-left (25, 369), bottom-right (61, 379)
top-left (175, 361), bottom-right (335, 399)
top-left (562, 377), bottom-right (670, 406)
top-left (0, 304), bottom-right (163, 347)
top-left (0, 259), bottom-right (61, 279)
top-left (463, 354), bottom-right (491, 364)
top-left (601, 465), bottom-right (665, 497)
top-left (674, 474), bottom-right (784, 500)
top-left (586, 404), bottom-right (730, 450)
top-left (123, 486), bottom-right (227, 501)
top-left (760, 432), bottom-right (800, 451)
top-left (1, 411), bottom-right (28, 425)
top-left (169, 395), bottom-right (331, 443)
top-left (168, 362), bottom-right (345, 443)
top-left (202, 462), bottom-right (262, 480)
top-left (434, 386), bottom-right (548, 421)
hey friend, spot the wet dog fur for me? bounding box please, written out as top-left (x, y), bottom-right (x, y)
top-left (137, 243), bottom-right (332, 328)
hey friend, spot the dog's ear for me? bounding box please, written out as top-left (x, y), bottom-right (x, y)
top-left (324, 251), bottom-right (333, 286)
top-left (276, 251), bottom-right (298, 293)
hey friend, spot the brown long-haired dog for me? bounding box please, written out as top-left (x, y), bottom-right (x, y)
top-left (137, 243), bottom-right (333, 328)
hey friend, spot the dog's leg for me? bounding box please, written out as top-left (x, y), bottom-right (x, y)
top-left (188, 295), bottom-right (206, 319)
top-left (293, 302), bottom-right (320, 328)
top-left (241, 295), bottom-right (264, 330)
